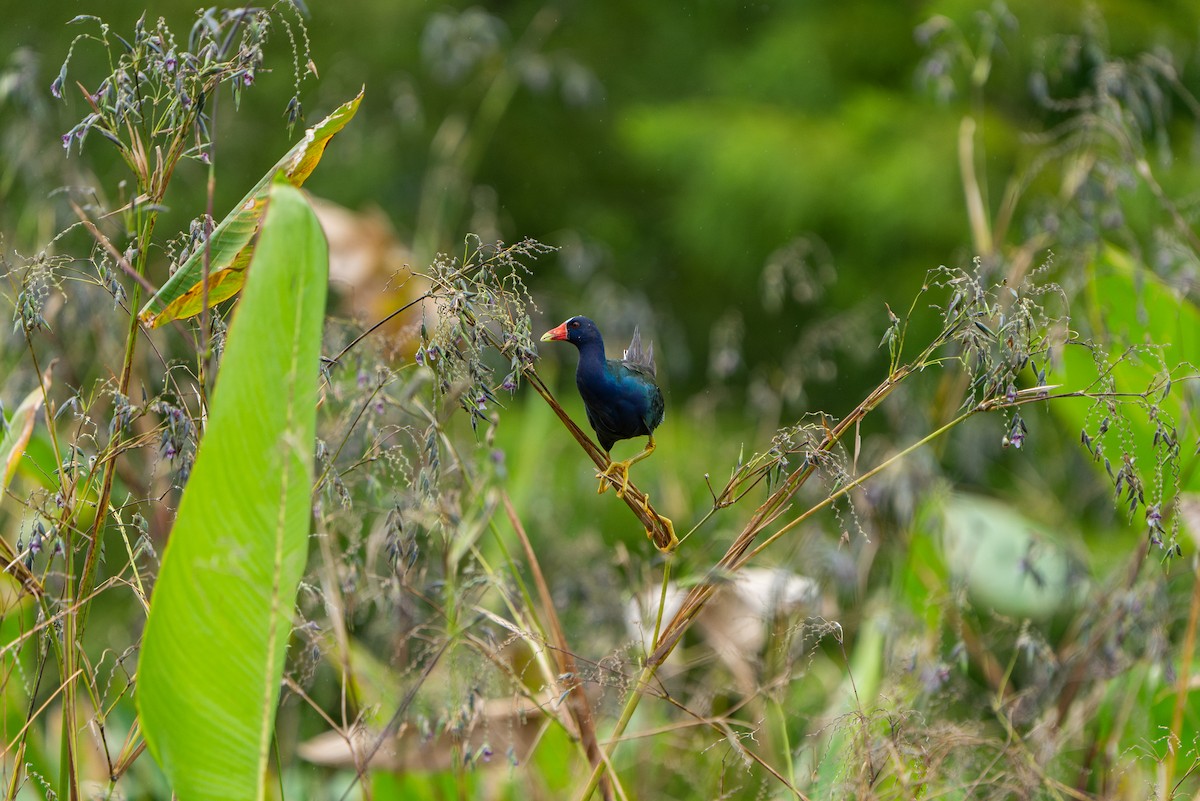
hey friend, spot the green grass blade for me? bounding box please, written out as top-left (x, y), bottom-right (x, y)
top-left (138, 89), bottom-right (360, 327)
top-left (137, 177), bottom-right (329, 801)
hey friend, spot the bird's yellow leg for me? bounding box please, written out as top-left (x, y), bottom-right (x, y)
top-left (597, 435), bottom-right (657, 498)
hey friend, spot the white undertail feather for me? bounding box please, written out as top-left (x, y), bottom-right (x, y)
top-left (623, 326), bottom-right (656, 376)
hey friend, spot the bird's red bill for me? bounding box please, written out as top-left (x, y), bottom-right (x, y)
top-left (540, 322), bottom-right (569, 342)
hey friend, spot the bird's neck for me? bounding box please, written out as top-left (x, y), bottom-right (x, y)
top-left (574, 338), bottom-right (609, 383)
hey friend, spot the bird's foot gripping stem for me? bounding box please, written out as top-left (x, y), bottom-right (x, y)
top-left (643, 498), bottom-right (677, 552)
top-left (597, 436), bottom-right (656, 499)
top-left (597, 458), bottom-right (633, 498)
top-left (638, 494), bottom-right (676, 551)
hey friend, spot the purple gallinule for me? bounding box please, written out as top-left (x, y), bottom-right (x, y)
top-left (540, 316), bottom-right (664, 497)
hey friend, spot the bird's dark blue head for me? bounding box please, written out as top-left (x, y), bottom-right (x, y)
top-left (540, 315), bottom-right (603, 349)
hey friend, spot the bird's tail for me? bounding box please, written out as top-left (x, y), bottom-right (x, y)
top-left (623, 326), bottom-right (656, 376)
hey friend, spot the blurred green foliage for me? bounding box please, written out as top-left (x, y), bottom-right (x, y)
top-left (2, 0), bottom-right (1192, 400)
top-left (3, 0), bottom-right (1200, 799)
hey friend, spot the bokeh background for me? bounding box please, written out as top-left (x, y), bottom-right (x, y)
top-left (3, 1), bottom-right (1200, 798)
top-left (4, 0), bottom-right (1191, 401)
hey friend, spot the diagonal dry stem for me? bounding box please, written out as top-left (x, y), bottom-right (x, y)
top-left (574, 366), bottom-right (911, 801)
top-left (521, 368), bottom-right (677, 551)
top-left (650, 365), bottom-right (908, 665)
top-left (579, 370), bottom-right (1060, 798)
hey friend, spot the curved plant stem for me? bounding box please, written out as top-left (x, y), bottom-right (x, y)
top-left (572, 367), bottom-right (910, 800)
top-left (1164, 554), bottom-right (1200, 789)
top-left (502, 493), bottom-right (616, 801)
top-left (573, 662), bottom-right (656, 801)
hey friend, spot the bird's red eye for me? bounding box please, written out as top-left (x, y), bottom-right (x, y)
top-left (569, 320), bottom-right (580, 328)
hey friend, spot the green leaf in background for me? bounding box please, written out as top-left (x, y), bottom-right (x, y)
top-left (137, 177), bottom-right (329, 800)
top-left (939, 494), bottom-right (1085, 622)
top-left (0, 370), bottom-right (51, 595)
top-left (1, 372), bottom-right (48, 493)
top-left (1054, 243), bottom-right (1200, 493)
top-left (137, 89), bottom-right (360, 328)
